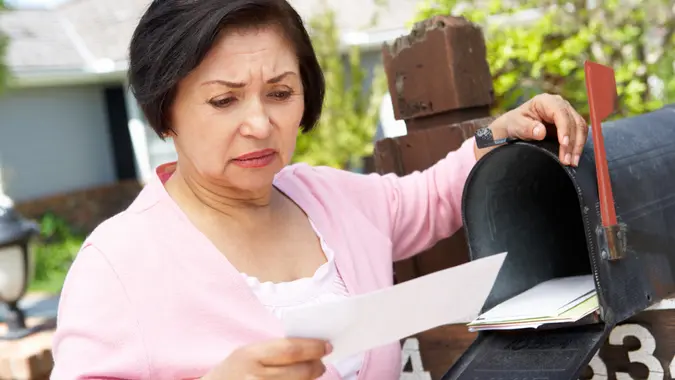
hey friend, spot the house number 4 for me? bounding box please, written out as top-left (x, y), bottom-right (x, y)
top-left (400, 338), bottom-right (432, 380)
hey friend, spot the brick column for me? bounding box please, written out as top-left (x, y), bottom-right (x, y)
top-left (374, 15), bottom-right (496, 379)
top-left (382, 15), bottom-right (494, 131)
top-left (376, 15), bottom-right (494, 284)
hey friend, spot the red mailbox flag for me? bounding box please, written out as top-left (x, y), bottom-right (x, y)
top-left (584, 61), bottom-right (618, 228)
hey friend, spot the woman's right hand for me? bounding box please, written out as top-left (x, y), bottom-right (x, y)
top-left (203, 338), bottom-right (332, 379)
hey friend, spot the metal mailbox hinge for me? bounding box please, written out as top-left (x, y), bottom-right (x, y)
top-left (597, 223), bottom-right (628, 261)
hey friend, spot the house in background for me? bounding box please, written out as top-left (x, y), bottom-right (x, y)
top-left (0, 0), bottom-right (419, 229)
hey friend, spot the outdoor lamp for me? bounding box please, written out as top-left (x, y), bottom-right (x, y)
top-left (0, 192), bottom-right (42, 340)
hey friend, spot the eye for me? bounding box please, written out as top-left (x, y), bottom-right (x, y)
top-left (209, 97), bottom-right (236, 108)
top-left (268, 90), bottom-right (293, 101)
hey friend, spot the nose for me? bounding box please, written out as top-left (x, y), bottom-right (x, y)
top-left (239, 97), bottom-right (272, 139)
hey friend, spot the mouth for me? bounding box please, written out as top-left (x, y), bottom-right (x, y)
top-left (232, 149), bottom-right (277, 168)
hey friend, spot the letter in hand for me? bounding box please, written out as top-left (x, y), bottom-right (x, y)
top-left (203, 338), bottom-right (333, 380)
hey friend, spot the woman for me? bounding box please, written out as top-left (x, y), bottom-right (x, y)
top-left (51, 0), bottom-right (588, 379)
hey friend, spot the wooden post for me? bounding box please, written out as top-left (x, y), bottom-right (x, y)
top-left (377, 14), bottom-right (675, 380)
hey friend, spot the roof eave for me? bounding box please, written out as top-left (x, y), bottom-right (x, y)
top-left (7, 29), bottom-right (408, 89)
top-left (8, 59), bottom-right (129, 89)
top-left (9, 69), bottom-right (126, 88)
top-left (341, 28), bottom-right (409, 51)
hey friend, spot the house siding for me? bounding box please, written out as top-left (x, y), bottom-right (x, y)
top-left (0, 85), bottom-right (117, 202)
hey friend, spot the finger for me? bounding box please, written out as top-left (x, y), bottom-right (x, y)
top-left (530, 94), bottom-right (576, 164)
top-left (561, 106), bottom-right (576, 165)
top-left (570, 109), bottom-right (588, 167)
top-left (508, 116), bottom-right (547, 141)
top-left (261, 360), bottom-right (326, 380)
top-left (254, 338), bottom-right (331, 366)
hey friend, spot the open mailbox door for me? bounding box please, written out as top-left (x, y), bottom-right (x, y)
top-left (443, 62), bottom-right (675, 380)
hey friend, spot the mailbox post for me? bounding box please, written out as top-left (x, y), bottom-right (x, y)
top-left (376, 14), bottom-right (675, 380)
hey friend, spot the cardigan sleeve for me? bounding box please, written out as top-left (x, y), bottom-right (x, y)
top-left (296, 137), bottom-right (477, 262)
top-left (51, 244), bottom-right (150, 380)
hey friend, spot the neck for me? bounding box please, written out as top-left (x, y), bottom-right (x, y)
top-left (165, 165), bottom-right (280, 227)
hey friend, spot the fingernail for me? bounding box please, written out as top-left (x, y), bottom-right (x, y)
top-left (562, 136), bottom-right (570, 146)
top-left (325, 342), bottom-right (333, 354)
top-left (533, 125), bottom-right (545, 138)
top-left (573, 155), bottom-right (580, 166)
top-left (565, 153), bottom-right (572, 165)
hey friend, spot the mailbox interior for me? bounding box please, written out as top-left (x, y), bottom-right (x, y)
top-left (462, 141), bottom-right (597, 314)
top-left (444, 141), bottom-right (610, 380)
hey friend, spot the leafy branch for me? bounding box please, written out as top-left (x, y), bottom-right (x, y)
top-left (293, 4), bottom-right (387, 168)
top-left (0, 0), bottom-right (8, 93)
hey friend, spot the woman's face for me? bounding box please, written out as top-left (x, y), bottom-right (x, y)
top-left (170, 26), bottom-right (304, 194)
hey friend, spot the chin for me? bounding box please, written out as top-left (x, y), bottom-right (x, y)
top-left (234, 177), bottom-right (276, 195)
top-left (228, 161), bottom-right (283, 191)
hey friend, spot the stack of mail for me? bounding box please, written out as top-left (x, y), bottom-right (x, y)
top-left (467, 275), bottom-right (600, 332)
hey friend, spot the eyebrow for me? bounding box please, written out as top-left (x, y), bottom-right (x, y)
top-left (201, 71), bottom-right (296, 88)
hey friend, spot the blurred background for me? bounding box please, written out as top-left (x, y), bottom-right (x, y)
top-left (0, 0), bottom-right (673, 326)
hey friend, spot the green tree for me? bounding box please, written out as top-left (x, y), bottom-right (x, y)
top-left (293, 5), bottom-right (387, 168)
top-left (414, 0), bottom-right (675, 119)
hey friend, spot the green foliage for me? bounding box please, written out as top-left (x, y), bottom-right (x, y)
top-left (0, 0), bottom-right (7, 92)
top-left (293, 5), bottom-right (388, 168)
top-left (414, 0), bottom-right (675, 119)
top-left (30, 213), bottom-right (84, 293)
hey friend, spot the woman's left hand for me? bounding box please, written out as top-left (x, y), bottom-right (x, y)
top-left (477, 93), bottom-right (588, 167)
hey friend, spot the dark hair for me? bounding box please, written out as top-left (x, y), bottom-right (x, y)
top-left (128, 0), bottom-right (325, 138)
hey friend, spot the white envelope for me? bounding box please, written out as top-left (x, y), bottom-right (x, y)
top-left (473, 274), bottom-right (596, 323)
top-left (282, 252), bottom-right (507, 363)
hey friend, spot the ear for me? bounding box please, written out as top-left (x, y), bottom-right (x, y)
top-left (163, 128), bottom-right (177, 139)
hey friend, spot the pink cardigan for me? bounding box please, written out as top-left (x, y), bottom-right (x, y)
top-left (51, 137), bottom-right (477, 380)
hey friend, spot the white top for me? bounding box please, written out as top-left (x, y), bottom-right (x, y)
top-left (242, 220), bottom-right (364, 379)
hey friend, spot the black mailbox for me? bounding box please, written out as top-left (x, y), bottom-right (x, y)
top-left (443, 62), bottom-right (675, 380)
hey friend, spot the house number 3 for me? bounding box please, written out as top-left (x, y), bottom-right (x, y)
top-left (609, 324), bottom-right (663, 379)
top-left (586, 324), bottom-right (665, 379)
top-left (588, 324), bottom-right (675, 380)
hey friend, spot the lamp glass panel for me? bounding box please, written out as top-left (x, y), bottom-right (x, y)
top-left (0, 245), bottom-right (26, 303)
